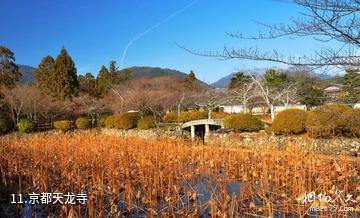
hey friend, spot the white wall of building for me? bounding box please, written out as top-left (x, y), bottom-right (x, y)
top-left (220, 104), bottom-right (307, 114)
top-left (220, 105), bottom-right (244, 113)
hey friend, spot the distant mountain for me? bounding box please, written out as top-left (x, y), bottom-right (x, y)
top-left (211, 68), bottom-right (269, 88)
top-left (316, 73), bottom-right (337, 80)
top-left (211, 68), bottom-right (338, 88)
top-left (124, 66), bottom-right (188, 80)
top-left (16, 65), bottom-right (208, 86)
top-left (18, 65), bottom-right (36, 84)
top-left (122, 66), bottom-right (209, 87)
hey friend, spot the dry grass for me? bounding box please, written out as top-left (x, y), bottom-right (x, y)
top-left (0, 132), bottom-right (359, 217)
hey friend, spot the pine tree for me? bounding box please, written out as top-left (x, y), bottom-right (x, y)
top-left (228, 72), bottom-right (251, 89)
top-left (264, 69), bottom-right (289, 89)
top-left (109, 60), bottom-right (121, 84)
top-left (48, 47), bottom-right (79, 100)
top-left (0, 46), bottom-right (21, 88)
top-left (299, 83), bottom-right (325, 107)
top-left (34, 55), bottom-right (54, 92)
top-left (96, 65), bottom-right (112, 97)
top-left (78, 72), bottom-right (96, 96)
top-left (343, 68), bottom-right (360, 103)
top-left (183, 70), bottom-right (198, 91)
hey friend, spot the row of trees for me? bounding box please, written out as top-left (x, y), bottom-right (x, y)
top-left (0, 45), bottom-right (204, 128)
top-left (227, 68), bottom-right (360, 120)
top-left (0, 44), bottom-right (359, 129)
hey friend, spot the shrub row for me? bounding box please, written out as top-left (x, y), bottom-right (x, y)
top-left (104, 112), bottom-right (142, 129)
top-left (17, 119), bottom-right (36, 133)
top-left (137, 116), bottom-right (155, 130)
top-left (163, 111), bottom-right (229, 123)
top-left (2, 113), bottom-right (149, 134)
top-left (53, 120), bottom-right (72, 132)
top-left (271, 105), bottom-right (360, 138)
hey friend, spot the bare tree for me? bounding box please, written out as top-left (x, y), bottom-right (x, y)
top-left (1, 87), bottom-right (23, 125)
top-left (173, 83), bottom-right (201, 115)
top-left (1, 85), bottom-right (60, 125)
top-left (179, 0), bottom-right (360, 67)
top-left (280, 83), bottom-right (299, 108)
top-left (197, 89), bottom-right (228, 119)
top-left (228, 81), bottom-right (256, 114)
top-left (248, 73), bottom-right (299, 121)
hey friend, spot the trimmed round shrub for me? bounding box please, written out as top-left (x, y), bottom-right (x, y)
top-left (98, 115), bottom-right (109, 127)
top-left (0, 118), bottom-right (10, 134)
top-left (75, 117), bottom-right (89, 129)
top-left (163, 112), bottom-right (178, 123)
top-left (104, 115), bottom-right (117, 128)
top-left (137, 116), bottom-right (155, 129)
top-left (338, 108), bottom-right (360, 137)
top-left (224, 114), bottom-right (263, 132)
top-left (272, 109), bottom-right (308, 135)
top-left (53, 120), bottom-right (71, 132)
top-left (306, 104), bottom-right (350, 138)
top-left (115, 112), bottom-right (141, 129)
top-left (17, 118), bottom-right (36, 133)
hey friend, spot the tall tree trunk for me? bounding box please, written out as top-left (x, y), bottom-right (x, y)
top-left (208, 108), bottom-right (212, 119)
top-left (243, 101), bottom-right (248, 114)
top-left (270, 105), bottom-right (275, 121)
top-left (177, 93), bottom-right (185, 116)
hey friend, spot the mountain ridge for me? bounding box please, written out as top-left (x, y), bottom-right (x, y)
top-left (18, 65), bottom-right (205, 85)
top-left (211, 68), bottom-right (338, 88)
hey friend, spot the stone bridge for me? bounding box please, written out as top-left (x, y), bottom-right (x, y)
top-left (181, 119), bottom-right (224, 142)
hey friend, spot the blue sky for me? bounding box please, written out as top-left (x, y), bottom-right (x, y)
top-left (0, 0), bottom-right (327, 83)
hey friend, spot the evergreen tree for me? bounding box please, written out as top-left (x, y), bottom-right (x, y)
top-left (228, 72), bottom-right (251, 89)
top-left (183, 70), bottom-right (198, 91)
top-left (96, 65), bottom-right (112, 97)
top-left (343, 68), bottom-right (360, 103)
top-left (299, 81), bottom-right (325, 107)
top-left (34, 55), bottom-right (54, 91)
top-left (78, 72), bottom-right (96, 96)
top-left (264, 69), bottom-right (289, 88)
top-left (109, 60), bottom-right (121, 84)
top-left (0, 46), bottom-right (21, 88)
top-left (48, 47), bottom-right (79, 100)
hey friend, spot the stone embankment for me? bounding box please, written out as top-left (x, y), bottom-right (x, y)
top-left (208, 131), bottom-right (360, 156)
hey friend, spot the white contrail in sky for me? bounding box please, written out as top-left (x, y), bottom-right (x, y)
top-left (120, 0), bottom-right (199, 68)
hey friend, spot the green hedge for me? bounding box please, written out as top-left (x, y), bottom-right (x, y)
top-left (98, 115), bottom-right (109, 127)
top-left (189, 111), bottom-right (208, 121)
top-left (272, 109), bottom-right (308, 135)
top-left (53, 120), bottom-right (72, 132)
top-left (178, 111), bottom-right (209, 123)
top-left (306, 104), bottom-right (350, 138)
top-left (177, 111), bottom-right (192, 123)
top-left (211, 112), bottom-right (228, 119)
top-left (137, 116), bottom-right (155, 129)
top-left (163, 112), bottom-right (178, 123)
top-left (75, 117), bottom-right (89, 129)
top-left (104, 115), bottom-right (117, 128)
top-left (224, 114), bottom-right (263, 132)
top-left (17, 119), bottom-right (36, 133)
top-left (114, 112), bottom-right (141, 129)
top-left (338, 108), bottom-right (360, 137)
